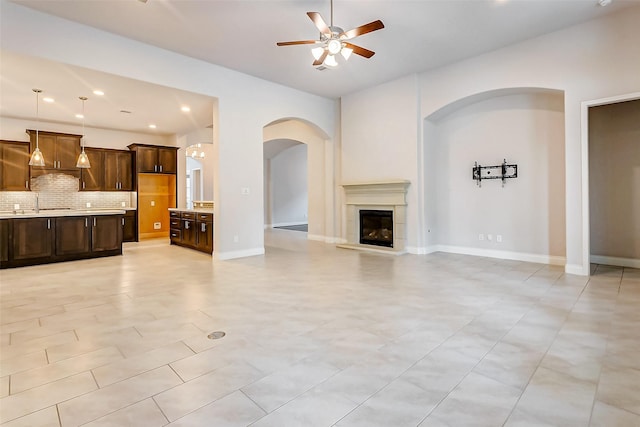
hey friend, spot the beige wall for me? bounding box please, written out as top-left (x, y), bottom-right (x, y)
top-left (589, 100), bottom-right (640, 262)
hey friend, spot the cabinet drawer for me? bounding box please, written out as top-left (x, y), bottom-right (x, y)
top-left (196, 213), bottom-right (213, 222)
top-left (170, 218), bottom-right (181, 228)
top-left (181, 212), bottom-right (196, 220)
top-left (169, 211), bottom-right (181, 218)
top-left (170, 229), bottom-right (181, 240)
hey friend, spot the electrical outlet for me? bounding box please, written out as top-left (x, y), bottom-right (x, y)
top-left (121, 201), bottom-right (126, 207)
top-left (233, 235), bottom-right (239, 243)
top-left (151, 200), bottom-right (155, 207)
top-left (14, 204), bottom-right (20, 210)
top-left (153, 222), bottom-right (161, 230)
top-left (241, 187), bottom-right (250, 195)
top-left (497, 235), bottom-right (502, 243)
top-left (86, 202), bottom-right (91, 208)
top-left (487, 234), bottom-right (493, 241)
top-left (478, 234), bottom-right (484, 241)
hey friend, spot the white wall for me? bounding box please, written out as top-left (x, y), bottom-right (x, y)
top-left (341, 6), bottom-right (640, 274)
top-left (1, 0), bottom-right (336, 260)
top-left (589, 100), bottom-right (640, 264)
top-left (428, 91), bottom-right (566, 263)
top-left (269, 144), bottom-right (307, 227)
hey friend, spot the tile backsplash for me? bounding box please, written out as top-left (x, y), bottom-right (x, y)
top-left (0, 173), bottom-right (135, 211)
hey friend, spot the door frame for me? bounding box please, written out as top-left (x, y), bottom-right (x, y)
top-left (580, 91), bottom-right (640, 275)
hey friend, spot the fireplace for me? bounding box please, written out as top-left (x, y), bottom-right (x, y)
top-left (360, 210), bottom-right (393, 247)
top-left (339, 180), bottom-right (410, 254)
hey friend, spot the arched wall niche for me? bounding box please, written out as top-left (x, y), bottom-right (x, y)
top-left (423, 87), bottom-right (567, 265)
top-left (263, 117), bottom-right (333, 241)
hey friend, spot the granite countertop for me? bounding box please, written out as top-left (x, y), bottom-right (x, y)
top-left (0, 208), bottom-right (127, 220)
top-left (168, 208), bottom-right (214, 213)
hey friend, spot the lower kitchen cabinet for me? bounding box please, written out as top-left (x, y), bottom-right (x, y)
top-left (122, 210), bottom-right (137, 242)
top-left (56, 216), bottom-right (90, 255)
top-left (92, 215), bottom-right (122, 252)
top-left (12, 217), bottom-right (54, 261)
top-left (169, 210), bottom-right (213, 254)
top-left (0, 214), bottom-right (124, 269)
top-left (1, 220), bottom-right (10, 264)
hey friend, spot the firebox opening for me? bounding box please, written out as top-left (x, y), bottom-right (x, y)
top-left (359, 210), bottom-right (393, 248)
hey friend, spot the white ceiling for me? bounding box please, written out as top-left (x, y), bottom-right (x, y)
top-left (2, 0), bottom-right (638, 136)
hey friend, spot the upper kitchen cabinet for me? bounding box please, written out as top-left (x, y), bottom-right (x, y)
top-left (128, 144), bottom-right (178, 174)
top-left (80, 148), bottom-right (104, 191)
top-left (104, 150), bottom-right (133, 191)
top-left (27, 130), bottom-right (81, 177)
top-left (0, 140), bottom-right (30, 191)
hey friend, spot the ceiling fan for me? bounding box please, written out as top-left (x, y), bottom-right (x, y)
top-left (277, 0), bottom-right (384, 68)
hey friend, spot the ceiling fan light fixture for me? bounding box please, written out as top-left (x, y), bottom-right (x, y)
top-left (327, 39), bottom-right (342, 55)
top-left (324, 54), bottom-right (338, 67)
top-left (341, 47), bottom-right (353, 60)
top-left (311, 46), bottom-right (325, 60)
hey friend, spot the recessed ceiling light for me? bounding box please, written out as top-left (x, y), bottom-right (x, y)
top-left (181, 106), bottom-right (191, 112)
top-left (93, 90), bottom-right (105, 96)
top-left (598, 0), bottom-right (612, 5)
top-left (75, 114), bottom-right (84, 119)
top-left (148, 124), bottom-right (157, 129)
top-left (43, 97), bottom-right (54, 103)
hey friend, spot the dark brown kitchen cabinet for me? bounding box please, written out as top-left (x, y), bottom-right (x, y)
top-left (92, 215), bottom-right (122, 252)
top-left (122, 210), bottom-right (136, 242)
top-left (128, 144), bottom-right (178, 174)
top-left (11, 217), bottom-right (54, 261)
top-left (0, 140), bottom-right (30, 191)
top-left (196, 212), bottom-right (213, 253)
top-left (0, 220), bottom-right (8, 264)
top-left (105, 150), bottom-right (133, 191)
top-left (1, 214), bottom-right (123, 269)
top-left (27, 130), bottom-right (81, 176)
top-left (80, 148), bottom-right (104, 191)
top-left (181, 214), bottom-right (197, 248)
top-left (169, 210), bottom-right (213, 254)
top-left (55, 216), bottom-right (90, 255)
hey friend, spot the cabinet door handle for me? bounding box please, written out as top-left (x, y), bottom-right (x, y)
top-left (25, 180), bottom-right (29, 189)
top-left (93, 218), bottom-right (96, 227)
top-left (185, 221), bottom-right (189, 230)
top-left (122, 218), bottom-right (125, 226)
top-left (201, 223), bottom-right (206, 232)
top-left (85, 218), bottom-right (88, 228)
top-left (82, 182), bottom-right (85, 189)
top-left (159, 165), bottom-right (163, 172)
top-left (47, 219), bottom-right (50, 229)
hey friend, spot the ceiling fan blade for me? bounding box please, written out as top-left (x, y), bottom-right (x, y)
top-left (313, 50), bottom-right (328, 66)
top-left (277, 40), bottom-right (320, 46)
top-left (344, 42), bottom-right (375, 59)
top-left (307, 12), bottom-right (331, 36)
top-left (340, 20), bottom-right (385, 39)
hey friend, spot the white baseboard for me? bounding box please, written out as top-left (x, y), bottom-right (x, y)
top-left (565, 263), bottom-right (588, 276)
top-left (270, 221), bottom-right (307, 228)
top-left (590, 255), bottom-right (640, 269)
top-left (406, 246), bottom-right (438, 255)
top-left (435, 245), bottom-right (566, 266)
top-left (214, 247), bottom-right (265, 260)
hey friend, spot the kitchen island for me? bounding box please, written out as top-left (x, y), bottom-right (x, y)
top-left (168, 208), bottom-right (213, 254)
top-left (0, 209), bottom-right (125, 269)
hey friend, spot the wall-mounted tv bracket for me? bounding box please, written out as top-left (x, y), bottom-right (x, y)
top-left (473, 159), bottom-right (518, 187)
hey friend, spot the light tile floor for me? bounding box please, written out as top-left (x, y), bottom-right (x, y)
top-left (1, 230), bottom-right (639, 426)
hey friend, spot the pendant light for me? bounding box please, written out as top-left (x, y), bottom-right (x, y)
top-left (76, 96), bottom-right (91, 168)
top-left (28, 89), bottom-right (45, 166)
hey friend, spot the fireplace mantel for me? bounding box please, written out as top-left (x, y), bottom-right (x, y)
top-left (339, 180), bottom-right (410, 254)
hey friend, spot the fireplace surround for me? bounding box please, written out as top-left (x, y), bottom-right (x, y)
top-left (339, 180), bottom-right (410, 254)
